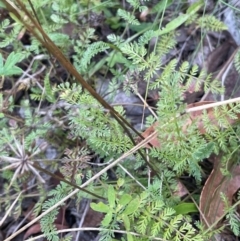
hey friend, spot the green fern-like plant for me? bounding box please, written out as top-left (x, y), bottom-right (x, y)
top-left (55, 82), bottom-right (134, 159)
top-left (1, 0), bottom-right (240, 240)
top-left (40, 182), bottom-right (73, 241)
top-left (91, 181), bottom-right (213, 241)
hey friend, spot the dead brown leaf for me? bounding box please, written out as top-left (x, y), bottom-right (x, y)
top-left (200, 155), bottom-right (240, 227)
top-left (206, 41), bottom-right (234, 74)
top-left (82, 207), bottom-right (104, 227)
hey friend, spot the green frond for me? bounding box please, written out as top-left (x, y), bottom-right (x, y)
top-left (0, 18), bottom-right (10, 30)
top-left (76, 41), bottom-right (109, 73)
top-left (0, 23), bottom-right (22, 48)
top-left (44, 74), bottom-right (56, 103)
top-left (57, 82), bottom-right (134, 159)
top-left (149, 200), bottom-right (165, 215)
top-left (30, 93), bottom-right (42, 101)
top-left (138, 30), bottom-right (159, 46)
top-left (57, 82), bottom-right (83, 104)
top-left (196, 15), bottom-right (227, 32)
top-left (185, 13), bottom-right (198, 25)
top-left (120, 42), bottom-right (147, 65)
top-left (28, 37), bottom-right (42, 54)
top-left (48, 33), bottom-right (71, 52)
top-left (107, 34), bottom-right (124, 47)
top-left (40, 182), bottom-right (73, 241)
top-left (136, 214), bottom-right (151, 234)
top-left (179, 61), bottom-right (190, 83)
top-left (162, 214), bottom-right (183, 239)
top-left (126, 0), bottom-right (140, 9)
top-left (150, 59), bottom-right (178, 89)
top-left (60, 235), bottom-right (73, 241)
top-left (117, 9), bottom-right (140, 25)
top-left (33, 194), bottom-right (46, 217)
top-left (227, 208), bottom-right (240, 236)
top-left (204, 75), bottom-right (224, 95)
top-left (144, 52), bottom-right (161, 80)
top-left (189, 64), bottom-right (199, 77)
top-left (156, 32), bottom-right (177, 57)
top-left (234, 50), bottom-right (240, 74)
top-left (50, 14), bottom-right (69, 24)
top-left (43, 23), bottom-right (63, 33)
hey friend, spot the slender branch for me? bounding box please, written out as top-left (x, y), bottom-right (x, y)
top-left (25, 227), bottom-right (165, 241)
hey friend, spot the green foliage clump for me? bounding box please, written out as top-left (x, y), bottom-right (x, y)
top-left (91, 181), bottom-right (210, 241)
top-left (1, 0), bottom-right (240, 241)
top-left (55, 82), bottom-right (134, 159)
top-left (40, 182), bottom-right (73, 241)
